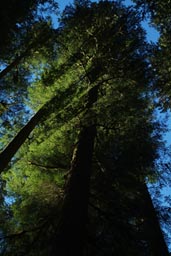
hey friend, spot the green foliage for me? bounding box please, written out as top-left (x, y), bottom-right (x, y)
top-left (0, 1), bottom-right (169, 255)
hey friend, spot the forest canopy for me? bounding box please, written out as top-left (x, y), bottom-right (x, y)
top-left (0, 0), bottom-right (171, 255)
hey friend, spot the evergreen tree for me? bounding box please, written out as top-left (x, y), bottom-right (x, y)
top-left (0, 1), bottom-right (59, 153)
top-left (0, 0), bottom-right (58, 57)
top-left (0, 1), bottom-right (170, 255)
top-left (132, 1), bottom-right (171, 251)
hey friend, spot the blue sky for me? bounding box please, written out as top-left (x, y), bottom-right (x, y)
top-left (57, 0), bottom-right (72, 10)
top-left (56, 0), bottom-right (160, 42)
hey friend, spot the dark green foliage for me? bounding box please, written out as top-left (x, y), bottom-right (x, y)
top-left (0, 0), bottom-right (170, 255)
top-left (133, 0), bottom-right (171, 109)
top-left (133, 0), bottom-right (171, 28)
top-left (0, 0), bottom-right (58, 56)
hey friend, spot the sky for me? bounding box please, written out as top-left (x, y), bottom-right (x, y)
top-left (58, 0), bottom-right (72, 9)
top-left (56, 0), bottom-right (160, 43)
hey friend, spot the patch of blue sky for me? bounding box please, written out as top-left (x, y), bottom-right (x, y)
top-left (141, 20), bottom-right (160, 43)
top-left (4, 195), bottom-right (15, 206)
top-left (123, 0), bottom-right (160, 43)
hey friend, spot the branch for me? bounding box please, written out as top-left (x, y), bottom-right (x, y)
top-left (28, 161), bottom-right (67, 170)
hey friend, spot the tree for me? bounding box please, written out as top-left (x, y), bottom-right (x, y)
top-left (0, 0), bottom-right (58, 57)
top-left (133, 0), bottom-right (171, 252)
top-left (132, 0), bottom-right (171, 109)
top-left (0, 1), bottom-right (169, 255)
top-left (132, 0), bottom-right (171, 28)
top-left (0, 0), bottom-right (59, 142)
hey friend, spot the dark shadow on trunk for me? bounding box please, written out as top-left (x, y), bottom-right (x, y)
top-left (50, 84), bottom-right (99, 256)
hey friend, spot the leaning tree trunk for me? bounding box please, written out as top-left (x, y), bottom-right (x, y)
top-left (0, 91), bottom-right (61, 173)
top-left (0, 75), bottom-right (88, 174)
top-left (50, 84), bottom-right (99, 256)
top-left (0, 26), bottom-right (50, 80)
top-left (0, 107), bottom-right (44, 173)
top-left (0, 51), bottom-right (29, 80)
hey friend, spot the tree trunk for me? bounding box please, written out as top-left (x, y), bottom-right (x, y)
top-left (0, 76), bottom-right (87, 173)
top-left (0, 90), bottom-right (61, 173)
top-left (0, 52), bottom-right (29, 80)
top-left (0, 107), bottom-right (44, 172)
top-left (142, 183), bottom-right (169, 256)
top-left (50, 85), bottom-right (99, 256)
top-left (51, 125), bottom-right (96, 256)
top-left (0, 26), bottom-right (50, 80)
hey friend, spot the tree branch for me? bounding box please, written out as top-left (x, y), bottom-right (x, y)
top-left (28, 161), bottom-right (67, 170)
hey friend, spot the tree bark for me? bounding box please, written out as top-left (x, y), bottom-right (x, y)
top-left (50, 85), bottom-right (99, 256)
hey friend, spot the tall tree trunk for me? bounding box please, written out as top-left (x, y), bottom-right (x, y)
top-left (51, 125), bottom-right (96, 256)
top-left (50, 85), bottom-right (99, 256)
top-left (142, 183), bottom-right (169, 256)
top-left (117, 166), bottom-right (169, 254)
